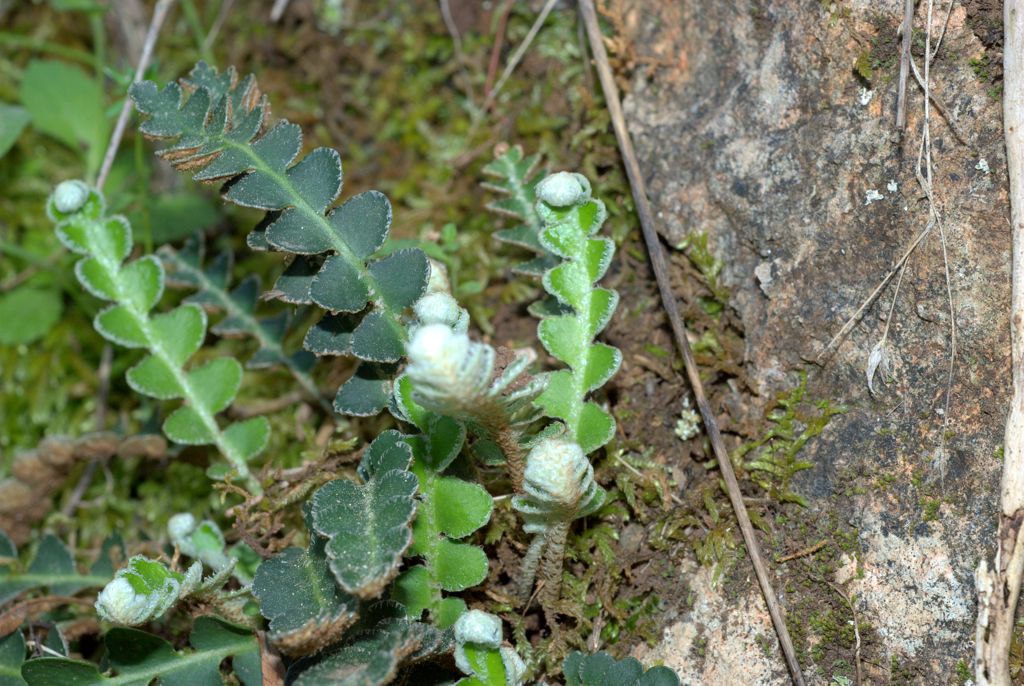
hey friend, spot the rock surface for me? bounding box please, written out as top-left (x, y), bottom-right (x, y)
top-left (621, 0), bottom-right (1008, 683)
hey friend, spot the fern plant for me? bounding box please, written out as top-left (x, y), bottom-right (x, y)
top-left (20, 617), bottom-right (261, 685)
top-left (453, 610), bottom-right (526, 686)
top-left (562, 651), bottom-right (680, 686)
top-left (1, 55), bottom-right (688, 686)
top-left (0, 531), bottom-right (120, 607)
top-left (159, 238), bottom-right (328, 411)
top-left (391, 385), bottom-right (492, 629)
top-left (93, 554), bottom-right (236, 626)
top-left (530, 172), bottom-right (620, 455)
top-left (130, 62), bottom-right (430, 417)
top-left (482, 144), bottom-right (556, 278)
top-left (46, 180), bottom-right (270, 494)
top-left (512, 438), bottom-right (605, 607)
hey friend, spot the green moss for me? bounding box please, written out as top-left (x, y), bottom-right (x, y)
top-left (854, 51), bottom-right (873, 81)
top-left (733, 371), bottom-right (844, 506)
top-left (969, 56), bottom-right (991, 81)
top-left (675, 232), bottom-right (729, 308)
top-left (955, 659), bottom-right (971, 684)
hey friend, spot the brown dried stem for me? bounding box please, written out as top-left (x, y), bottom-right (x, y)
top-left (578, 1), bottom-right (805, 683)
top-left (975, 2), bottom-right (1024, 683)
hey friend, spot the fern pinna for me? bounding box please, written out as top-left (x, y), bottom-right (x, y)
top-left (130, 62), bottom-right (429, 417)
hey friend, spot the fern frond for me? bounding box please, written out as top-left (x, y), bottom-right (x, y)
top-left (159, 238), bottom-right (328, 411)
top-left (531, 172), bottom-right (621, 455)
top-left (482, 144), bottom-right (557, 278)
top-left (131, 62), bottom-right (430, 417)
top-left (47, 181), bottom-right (269, 494)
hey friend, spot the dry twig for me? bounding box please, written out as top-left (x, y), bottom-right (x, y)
top-left (975, 4), bottom-right (1024, 683)
top-left (578, 1), bottom-right (805, 683)
top-left (96, 0), bottom-right (174, 190)
top-left (269, 0), bottom-right (289, 22)
top-left (483, 0), bottom-right (559, 112)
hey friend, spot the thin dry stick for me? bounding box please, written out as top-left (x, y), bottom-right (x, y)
top-left (269, 0), bottom-right (289, 22)
top-left (204, 0), bottom-right (235, 51)
top-left (914, 0), bottom-right (958, 487)
top-left (67, 0), bottom-right (174, 517)
top-left (975, 3), bottom-right (1024, 683)
top-left (483, 0), bottom-right (559, 112)
top-left (484, 0), bottom-right (515, 98)
top-left (577, 2), bottom-right (805, 683)
top-left (896, 0), bottom-right (914, 130)
top-left (908, 52), bottom-right (969, 143)
top-left (95, 0), bottom-right (174, 190)
top-left (817, 224), bottom-right (930, 362)
top-left (930, 0), bottom-right (955, 58)
top-left (439, 0), bottom-right (464, 59)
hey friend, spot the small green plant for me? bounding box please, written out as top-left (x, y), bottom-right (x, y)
top-left (482, 144), bottom-right (556, 278)
top-left (513, 438), bottom-right (606, 608)
top-left (21, 617), bottom-right (261, 685)
top-left (531, 172), bottom-right (621, 455)
top-left (453, 610), bottom-right (526, 686)
top-left (159, 238), bottom-right (327, 411)
top-left (130, 62), bottom-right (430, 417)
top-left (674, 231), bottom-right (728, 312)
top-left (733, 373), bottom-right (843, 506)
top-left (94, 554), bottom-right (236, 626)
top-left (562, 650), bottom-right (680, 685)
top-left (1, 56), bottom-right (681, 686)
top-left (403, 320), bottom-right (544, 490)
top-left (389, 398), bottom-right (493, 629)
top-left (0, 531), bottom-right (119, 606)
top-left (46, 181), bottom-right (270, 494)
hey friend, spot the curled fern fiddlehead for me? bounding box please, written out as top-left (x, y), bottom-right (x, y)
top-left (511, 438), bottom-right (605, 606)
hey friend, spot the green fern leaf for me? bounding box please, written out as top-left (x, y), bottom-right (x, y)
top-left (251, 535), bottom-right (358, 657)
top-left (20, 617), bottom-right (260, 686)
top-left (131, 62), bottom-right (431, 417)
top-left (47, 182), bottom-right (269, 493)
top-left (0, 531), bottom-right (117, 607)
top-left (529, 172), bottom-right (621, 455)
top-left (0, 630), bottom-right (26, 686)
top-left (309, 431), bottom-right (418, 599)
top-left (388, 396), bottom-right (491, 629)
top-left (563, 651), bottom-right (679, 686)
top-left (482, 145), bottom-right (557, 277)
top-left (159, 238), bottom-right (326, 410)
top-left (289, 619), bottom-right (443, 686)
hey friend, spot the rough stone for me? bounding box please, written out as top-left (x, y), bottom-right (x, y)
top-left (621, 0), bottom-right (1008, 682)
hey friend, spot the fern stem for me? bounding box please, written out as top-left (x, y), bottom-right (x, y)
top-left (537, 520), bottom-right (569, 608)
top-left (494, 424), bottom-right (525, 492)
top-left (516, 534), bottom-right (546, 604)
